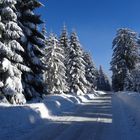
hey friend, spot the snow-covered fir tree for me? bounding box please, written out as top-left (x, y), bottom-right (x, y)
top-left (42, 23), bottom-right (47, 40)
top-left (97, 66), bottom-right (111, 91)
top-left (45, 34), bottom-right (68, 94)
top-left (124, 71), bottom-right (134, 91)
top-left (59, 25), bottom-right (69, 56)
top-left (68, 31), bottom-right (88, 95)
top-left (83, 52), bottom-right (98, 93)
top-left (124, 63), bottom-right (140, 92)
top-left (110, 28), bottom-right (138, 92)
top-left (0, 0), bottom-right (29, 104)
top-left (59, 25), bottom-right (70, 87)
top-left (16, 0), bottom-right (46, 99)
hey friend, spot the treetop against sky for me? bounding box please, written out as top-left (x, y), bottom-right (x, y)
top-left (37, 0), bottom-right (140, 77)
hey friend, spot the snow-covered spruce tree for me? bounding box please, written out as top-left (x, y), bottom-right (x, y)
top-left (45, 34), bottom-right (68, 94)
top-left (110, 28), bottom-right (138, 92)
top-left (83, 52), bottom-right (98, 93)
top-left (97, 66), bottom-right (111, 91)
top-left (16, 0), bottom-right (46, 99)
top-left (42, 23), bottom-right (47, 40)
top-left (0, 0), bottom-right (28, 104)
top-left (124, 63), bottom-right (140, 92)
top-left (68, 31), bottom-right (88, 95)
top-left (59, 25), bottom-right (69, 57)
top-left (124, 71), bottom-right (134, 91)
top-left (59, 25), bottom-right (70, 89)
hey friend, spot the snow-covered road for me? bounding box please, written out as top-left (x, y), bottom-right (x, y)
top-left (19, 93), bottom-right (140, 140)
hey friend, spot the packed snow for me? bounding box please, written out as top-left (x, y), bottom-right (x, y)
top-left (0, 92), bottom-right (101, 140)
top-left (1, 91), bottom-right (140, 140)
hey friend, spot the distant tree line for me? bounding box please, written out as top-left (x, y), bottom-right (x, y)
top-left (44, 26), bottom-right (111, 95)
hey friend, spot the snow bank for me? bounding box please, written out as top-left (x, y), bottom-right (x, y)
top-left (42, 94), bottom-right (77, 115)
top-left (62, 94), bottom-right (81, 104)
top-left (94, 90), bottom-right (108, 96)
top-left (117, 91), bottom-right (140, 97)
top-left (0, 103), bottom-right (48, 140)
top-left (84, 94), bottom-right (96, 100)
top-left (42, 93), bottom-right (97, 116)
top-left (0, 92), bottom-right (100, 140)
top-left (117, 91), bottom-right (140, 103)
top-left (116, 91), bottom-right (140, 132)
top-left (76, 95), bottom-right (90, 103)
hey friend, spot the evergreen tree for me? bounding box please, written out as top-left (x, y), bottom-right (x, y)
top-left (16, 0), bottom-right (46, 99)
top-left (59, 25), bottom-right (69, 55)
top-left (68, 31), bottom-right (88, 95)
top-left (110, 28), bottom-right (138, 91)
top-left (83, 52), bottom-right (98, 93)
top-left (42, 23), bottom-right (47, 40)
top-left (45, 34), bottom-right (68, 94)
top-left (124, 63), bottom-right (140, 92)
top-left (0, 0), bottom-right (28, 104)
top-left (59, 25), bottom-right (70, 89)
top-left (124, 71), bottom-right (134, 91)
top-left (97, 66), bottom-right (111, 91)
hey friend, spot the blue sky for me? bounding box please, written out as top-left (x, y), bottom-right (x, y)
top-left (38, 0), bottom-right (140, 77)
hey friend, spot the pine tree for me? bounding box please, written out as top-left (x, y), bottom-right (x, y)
top-left (110, 28), bottom-right (138, 91)
top-left (68, 31), bottom-right (88, 95)
top-left (45, 34), bottom-right (68, 94)
top-left (0, 0), bottom-right (28, 104)
top-left (83, 52), bottom-right (98, 93)
top-left (16, 0), bottom-right (46, 99)
top-left (97, 66), bottom-right (111, 91)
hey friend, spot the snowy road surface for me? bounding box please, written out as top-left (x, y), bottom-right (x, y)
top-left (19, 93), bottom-right (140, 140)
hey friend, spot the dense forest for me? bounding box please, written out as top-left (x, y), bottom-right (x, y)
top-left (1, 0), bottom-right (140, 105)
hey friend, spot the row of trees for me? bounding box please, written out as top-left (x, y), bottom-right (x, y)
top-left (110, 28), bottom-right (140, 92)
top-left (0, 0), bottom-right (111, 104)
top-left (0, 0), bottom-right (46, 104)
top-left (44, 27), bottom-right (111, 95)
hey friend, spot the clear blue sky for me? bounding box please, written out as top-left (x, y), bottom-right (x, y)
top-left (37, 0), bottom-right (140, 77)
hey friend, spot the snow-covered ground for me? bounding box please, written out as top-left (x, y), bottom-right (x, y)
top-left (0, 92), bottom-right (98, 140)
top-left (1, 91), bottom-right (140, 140)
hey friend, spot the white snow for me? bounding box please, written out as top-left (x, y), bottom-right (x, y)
top-left (0, 93), bottom-right (96, 140)
top-left (9, 40), bottom-right (24, 52)
top-left (2, 7), bottom-right (17, 21)
top-left (94, 90), bottom-right (107, 95)
top-left (0, 22), bottom-right (5, 31)
top-left (1, 91), bottom-right (140, 140)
